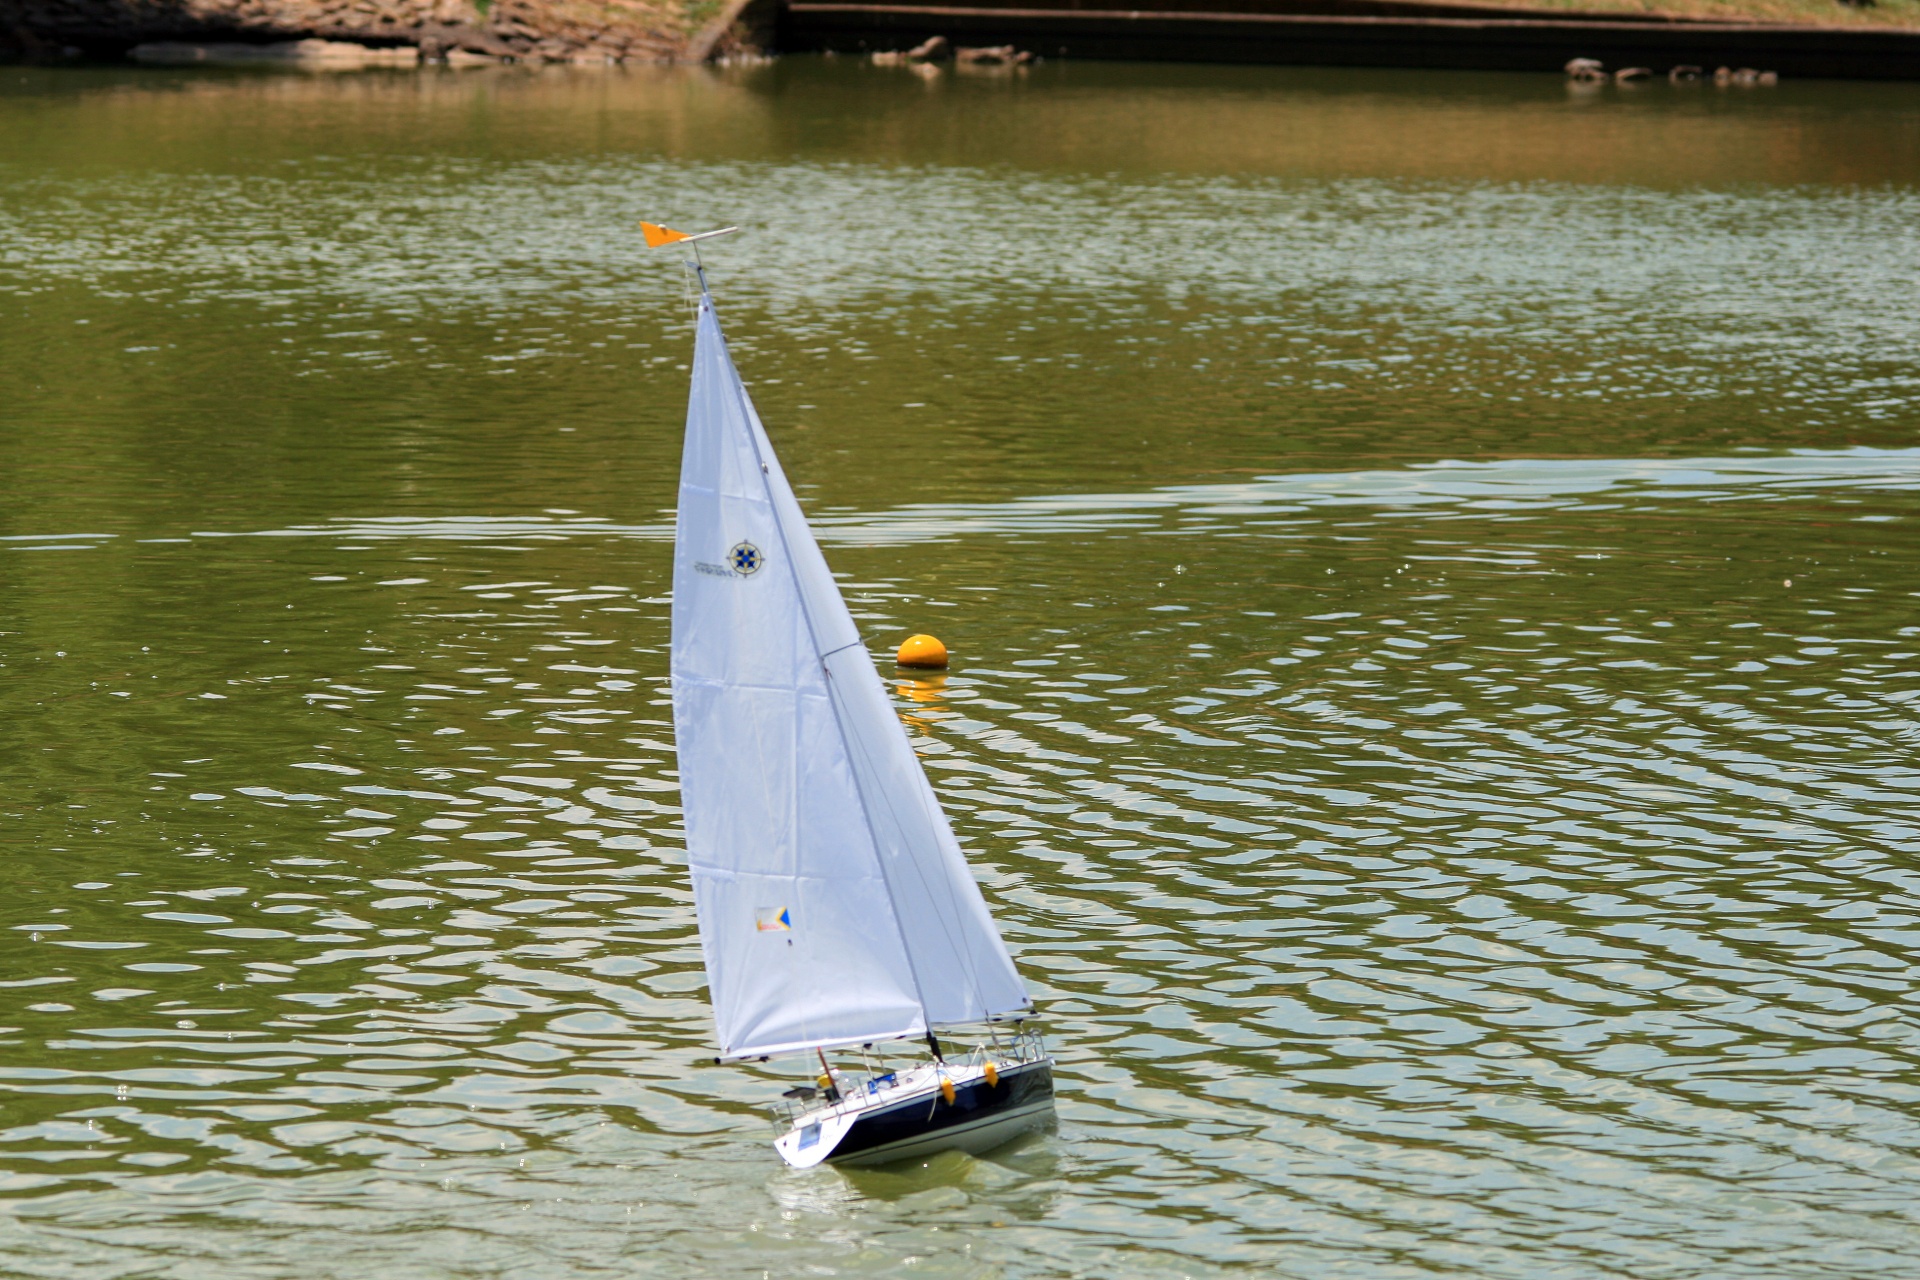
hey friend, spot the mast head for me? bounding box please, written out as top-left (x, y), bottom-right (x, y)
top-left (642, 222), bottom-right (741, 248)
top-left (643, 222), bottom-right (740, 297)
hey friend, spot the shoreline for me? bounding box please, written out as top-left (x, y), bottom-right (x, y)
top-left (0, 0), bottom-right (737, 66)
top-left (7, 0), bottom-right (1920, 77)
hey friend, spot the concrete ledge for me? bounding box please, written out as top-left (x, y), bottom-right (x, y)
top-left (781, 2), bottom-right (1920, 77)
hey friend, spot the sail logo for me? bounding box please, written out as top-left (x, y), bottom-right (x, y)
top-left (693, 543), bottom-right (764, 579)
top-left (755, 906), bottom-right (792, 932)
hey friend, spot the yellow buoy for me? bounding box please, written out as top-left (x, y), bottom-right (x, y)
top-left (939, 1077), bottom-right (956, 1105)
top-left (983, 1062), bottom-right (999, 1087)
top-left (897, 634), bottom-right (949, 668)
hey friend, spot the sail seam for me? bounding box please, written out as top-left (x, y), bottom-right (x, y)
top-left (674, 674), bottom-right (835, 694)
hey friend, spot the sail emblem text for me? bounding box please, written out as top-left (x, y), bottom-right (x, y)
top-left (755, 906), bottom-right (792, 932)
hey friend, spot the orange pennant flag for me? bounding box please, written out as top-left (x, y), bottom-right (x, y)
top-left (641, 221), bottom-right (690, 248)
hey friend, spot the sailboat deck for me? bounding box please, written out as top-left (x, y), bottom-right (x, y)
top-left (773, 1028), bottom-right (1051, 1135)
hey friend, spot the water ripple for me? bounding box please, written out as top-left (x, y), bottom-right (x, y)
top-left (6, 61), bottom-right (1920, 1280)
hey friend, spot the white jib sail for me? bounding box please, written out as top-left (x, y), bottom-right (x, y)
top-left (671, 280), bottom-right (1031, 1061)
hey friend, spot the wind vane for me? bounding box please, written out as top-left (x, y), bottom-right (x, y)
top-left (642, 222), bottom-right (740, 248)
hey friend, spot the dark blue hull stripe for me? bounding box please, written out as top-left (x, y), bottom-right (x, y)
top-left (827, 1062), bottom-right (1055, 1163)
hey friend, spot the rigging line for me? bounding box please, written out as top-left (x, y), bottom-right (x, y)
top-left (892, 742), bottom-right (1003, 1016)
top-left (790, 590), bottom-right (945, 1030)
top-left (697, 283), bottom-right (937, 1038)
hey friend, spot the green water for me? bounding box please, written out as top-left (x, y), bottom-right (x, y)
top-left (4, 57), bottom-right (1920, 1278)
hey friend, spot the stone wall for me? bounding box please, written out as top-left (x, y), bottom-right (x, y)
top-left (4, 0), bottom-right (724, 61)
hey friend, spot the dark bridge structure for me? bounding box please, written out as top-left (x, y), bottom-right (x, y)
top-left (7, 0), bottom-right (1919, 79)
top-left (764, 0), bottom-right (1920, 79)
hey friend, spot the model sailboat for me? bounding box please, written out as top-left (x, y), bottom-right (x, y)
top-left (653, 224), bottom-right (1055, 1168)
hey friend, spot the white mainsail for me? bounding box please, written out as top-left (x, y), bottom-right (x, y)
top-left (671, 276), bottom-right (1031, 1061)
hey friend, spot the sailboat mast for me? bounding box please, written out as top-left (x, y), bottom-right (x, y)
top-left (692, 272), bottom-right (944, 1049)
top-left (663, 225), bottom-right (1030, 1064)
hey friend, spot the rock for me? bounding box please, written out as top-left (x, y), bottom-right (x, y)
top-left (1563, 57), bottom-right (1605, 81)
top-left (128, 39), bottom-right (419, 66)
top-left (1758, 70), bottom-right (1779, 84)
top-left (907, 34), bottom-right (949, 61)
top-left (870, 49), bottom-right (906, 65)
top-left (1613, 66), bottom-right (1651, 81)
top-left (444, 48), bottom-right (498, 65)
top-left (420, 23), bottom-right (517, 58)
top-left (1714, 64), bottom-right (1733, 83)
top-left (955, 44), bottom-right (1023, 64)
top-left (1668, 64), bottom-right (1702, 82)
top-left (17, 1), bottom-right (700, 67)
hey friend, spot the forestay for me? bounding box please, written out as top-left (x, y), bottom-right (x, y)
top-left (670, 277), bottom-right (1031, 1060)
